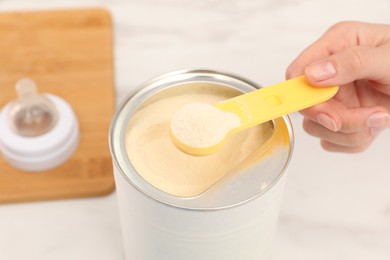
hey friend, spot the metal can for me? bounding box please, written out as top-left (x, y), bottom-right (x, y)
top-left (109, 69), bottom-right (294, 260)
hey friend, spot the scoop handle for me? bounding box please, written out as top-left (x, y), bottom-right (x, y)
top-left (215, 76), bottom-right (339, 128)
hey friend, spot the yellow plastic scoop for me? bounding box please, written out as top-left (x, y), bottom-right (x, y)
top-left (170, 75), bottom-right (338, 156)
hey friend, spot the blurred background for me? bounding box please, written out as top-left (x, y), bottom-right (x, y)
top-left (0, 0), bottom-right (389, 259)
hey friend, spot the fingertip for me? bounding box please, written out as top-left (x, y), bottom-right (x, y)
top-left (316, 113), bottom-right (339, 132)
top-left (304, 61), bottom-right (337, 83)
top-left (300, 101), bottom-right (343, 132)
top-left (366, 112), bottom-right (390, 128)
top-left (367, 111), bottom-right (390, 136)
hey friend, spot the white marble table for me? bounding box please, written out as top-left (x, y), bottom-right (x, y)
top-left (0, 0), bottom-right (389, 259)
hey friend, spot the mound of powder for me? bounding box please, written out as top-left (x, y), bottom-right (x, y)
top-left (170, 102), bottom-right (242, 148)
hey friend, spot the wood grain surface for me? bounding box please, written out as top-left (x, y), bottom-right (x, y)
top-left (0, 8), bottom-right (116, 203)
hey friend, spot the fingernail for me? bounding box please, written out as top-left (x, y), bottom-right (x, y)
top-left (305, 61), bottom-right (336, 81)
top-left (317, 114), bottom-right (338, 132)
top-left (367, 112), bottom-right (390, 128)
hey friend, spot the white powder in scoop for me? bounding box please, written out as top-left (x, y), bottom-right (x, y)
top-left (170, 102), bottom-right (242, 148)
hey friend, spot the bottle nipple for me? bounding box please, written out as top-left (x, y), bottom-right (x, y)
top-left (7, 78), bottom-right (59, 137)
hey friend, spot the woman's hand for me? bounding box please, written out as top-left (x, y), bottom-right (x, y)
top-left (286, 21), bottom-right (390, 153)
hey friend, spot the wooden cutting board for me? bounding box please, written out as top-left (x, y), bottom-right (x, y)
top-left (0, 8), bottom-right (116, 203)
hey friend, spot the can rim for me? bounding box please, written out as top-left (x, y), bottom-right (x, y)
top-left (109, 68), bottom-right (294, 211)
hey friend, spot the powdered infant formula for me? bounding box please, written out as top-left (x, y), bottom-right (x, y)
top-left (125, 83), bottom-right (273, 197)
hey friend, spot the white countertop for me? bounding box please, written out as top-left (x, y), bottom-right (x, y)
top-left (0, 0), bottom-right (390, 259)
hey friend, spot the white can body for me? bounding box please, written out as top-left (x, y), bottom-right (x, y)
top-left (114, 167), bottom-right (287, 260)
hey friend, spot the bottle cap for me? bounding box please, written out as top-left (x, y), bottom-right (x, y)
top-left (0, 79), bottom-right (79, 172)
